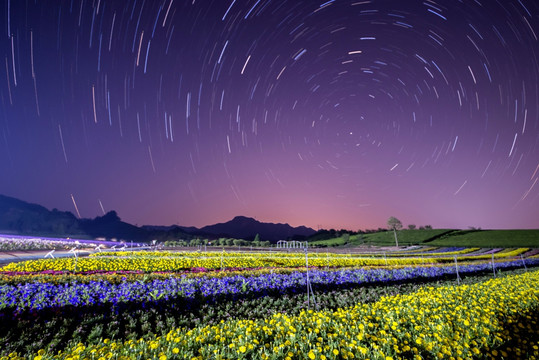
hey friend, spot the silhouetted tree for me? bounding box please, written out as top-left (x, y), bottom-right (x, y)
top-left (387, 216), bottom-right (403, 247)
top-left (408, 224), bottom-right (416, 230)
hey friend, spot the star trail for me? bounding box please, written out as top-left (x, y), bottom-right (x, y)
top-left (1, 0), bottom-right (538, 230)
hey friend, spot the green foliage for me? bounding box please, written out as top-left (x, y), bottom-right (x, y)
top-left (162, 237), bottom-right (271, 248)
top-left (427, 229), bottom-right (539, 247)
top-left (387, 216), bottom-right (403, 231)
top-left (359, 229), bottom-right (450, 246)
top-left (313, 229), bottom-right (539, 248)
top-left (306, 229), bottom-right (344, 242)
top-left (310, 235), bottom-right (349, 246)
top-left (163, 239), bottom-right (189, 247)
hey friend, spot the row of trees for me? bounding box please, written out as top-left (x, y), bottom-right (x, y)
top-left (307, 224), bottom-right (433, 241)
top-left (406, 224), bottom-right (433, 230)
top-left (163, 236), bottom-right (271, 248)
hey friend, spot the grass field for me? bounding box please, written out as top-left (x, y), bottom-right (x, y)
top-left (426, 229), bottom-right (539, 247)
top-left (310, 229), bottom-right (452, 247)
top-left (310, 229), bottom-right (539, 248)
top-left (358, 229), bottom-right (453, 246)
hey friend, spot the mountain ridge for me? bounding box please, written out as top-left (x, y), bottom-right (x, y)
top-left (0, 194), bottom-right (316, 242)
top-left (199, 215), bottom-right (316, 241)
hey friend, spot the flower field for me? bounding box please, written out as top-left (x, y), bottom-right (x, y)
top-left (1, 248), bottom-right (531, 273)
top-left (1, 249), bottom-right (538, 359)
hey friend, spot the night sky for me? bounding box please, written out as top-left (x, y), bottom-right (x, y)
top-left (1, 0), bottom-right (538, 231)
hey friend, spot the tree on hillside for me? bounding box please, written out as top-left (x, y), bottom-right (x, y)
top-left (233, 239), bottom-right (242, 247)
top-left (387, 216), bottom-right (403, 247)
top-left (408, 224), bottom-right (416, 230)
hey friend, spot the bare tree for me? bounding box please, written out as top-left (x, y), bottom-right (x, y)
top-left (387, 216), bottom-right (403, 247)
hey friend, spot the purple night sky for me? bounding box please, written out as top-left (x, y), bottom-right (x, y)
top-left (1, 0), bottom-right (538, 231)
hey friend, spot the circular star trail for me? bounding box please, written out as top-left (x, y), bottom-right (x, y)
top-left (1, 0), bottom-right (538, 230)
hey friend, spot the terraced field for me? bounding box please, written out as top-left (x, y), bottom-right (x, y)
top-left (310, 229), bottom-right (539, 248)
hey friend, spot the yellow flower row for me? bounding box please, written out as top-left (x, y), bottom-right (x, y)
top-left (1, 248), bottom-right (530, 273)
top-left (97, 248), bottom-right (529, 260)
top-left (13, 270), bottom-right (539, 360)
top-left (1, 254), bottom-right (435, 272)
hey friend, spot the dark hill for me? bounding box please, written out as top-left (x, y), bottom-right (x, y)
top-left (79, 211), bottom-right (150, 242)
top-left (0, 194), bottom-right (158, 241)
top-left (0, 194), bottom-right (83, 236)
top-left (200, 216), bottom-right (316, 242)
top-left (0, 194), bottom-right (316, 243)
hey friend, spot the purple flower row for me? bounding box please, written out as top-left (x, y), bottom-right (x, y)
top-left (1, 258), bottom-right (536, 312)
